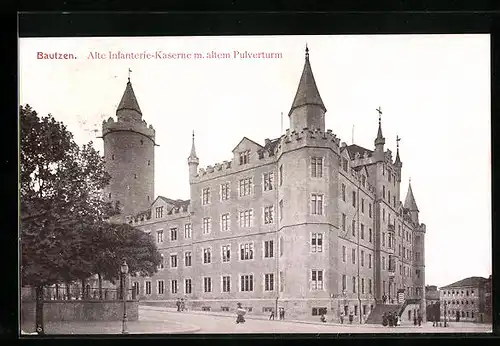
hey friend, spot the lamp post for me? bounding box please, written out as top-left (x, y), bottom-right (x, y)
top-left (444, 300), bottom-right (447, 327)
top-left (120, 258), bottom-right (129, 335)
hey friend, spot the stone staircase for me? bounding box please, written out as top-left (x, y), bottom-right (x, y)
top-left (364, 303), bottom-right (402, 325)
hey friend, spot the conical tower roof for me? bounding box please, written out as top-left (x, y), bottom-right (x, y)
top-left (288, 46), bottom-right (326, 116)
top-left (117, 80), bottom-right (142, 117)
top-left (404, 181), bottom-right (419, 212)
top-left (375, 107), bottom-right (385, 146)
top-left (188, 131), bottom-right (199, 164)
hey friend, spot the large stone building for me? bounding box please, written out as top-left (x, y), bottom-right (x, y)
top-left (439, 276), bottom-right (491, 323)
top-left (102, 47), bottom-right (427, 320)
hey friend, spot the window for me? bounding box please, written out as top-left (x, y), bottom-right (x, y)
top-left (202, 187), bottom-right (210, 205)
top-left (342, 246), bottom-right (346, 262)
top-left (311, 157), bottom-right (323, 177)
top-left (203, 248), bottom-right (211, 264)
top-left (239, 150), bottom-right (250, 165)
top-left (361, 278), bottom-right (365, 294)
top-left (184, 251), bottom-right (192, 267)
top-left (264, 206), bottom-right (274, 224)
top-left (280, 237), bottom-right (284, 257)
top-left (393, 196), bottom-right (396, 208)
top-left (311, 194), bottom-right (323, 215)
top-left (202, 217), bottom-right (211, 234)
top-left (159, 254), bottom-right (164, 269)
top-left (170, 254), bottom-right (178, 268)
top-left (388, 190), bottom-right (391, 203)
top-left (342, 213), bottom-right (346, 232)
top-left (279, 200), bottom-right (284, 220)
top-left (352, 249), bottom-right (356, 264)
top-left (148, 159), bottom-right (150, 166)
top-left (221, 213), bottom-right (230, 232)
top-left (311, 233), bottom-right (323, 253)
top-left (342, 158), bottom-right (348, 171)
top-left (156, 230), bottom-right (164, 243)
top-left (399, 244), bottom-right (401, 256)
top-left (383, 185), bottom-right (386, 199)
top-left (382, 256), bottom-right (386, 270)
top-left (263, 172), bottom-right (274, 191)
top-left (352, 191), bottom-right (356, 207)
top-left (171, 280), bottom-right (178, 294)
top-left (361, 250), bottom-right (365, 267)
top-left (352, 276), bottom-right (356, 293)
top-left (170, 227), bottom-right (178, 241)
top-left (239, 209), bottom-right (253, 228)
top-left (184, 224), bottom-right (192, 239)
top-left (240, 274), bottom-right (254, 292)
top-left (279, 271), bottom-right (284, 292)
top-left (145, 281), bottom-right (152, 295)
top-left (369, 279), bottom-right (373, 294)
top-left (382, 232), bottom-right (385, 247)
top-left (279, 165), bottom-right (283, 186)
top-left (239, 177), bottom-right (253, 197)
top-left (361, 175), bottom-right (366, 187)
top-left (369, 203), bottom-right (372, 218)
top-left (311, 270), bottom-right (324, 290)
top-left (415, 252), bottom-right (421, 261)
top-left (222, 276), bottom-right (231, 292)
top-left (352, 220), bottom-right (356, 237)
top-left (185, 279), bottom-right (192, 294)
top-left (221, 183), bottom-right (230, 201)
top-left (264, 240), bottom-right (274, 258)
top-left (222, 245), bottom-right (231, 262)
top-left (112, 154), bottom-right (115, 160)
top-left (342, 274), bottom-right (347, 291)
top-left (361, 198), bottom-right (365, 213)
top-left (369, 254), bottom-right (372, 268)
top-left (157, 280), bottom-right (165, 295)
top-left (134, 174), bottom-right (137, 179)
top-left (264, 273), bottom-right (274, 291)
top-left (416, 269), bottom-right (420, 279)
top-left (342, 183), bottom-right (346, 201)
top-left (108, 192), bottom-right (111, 199)
top-left (383, 208), bottom-right (385, 221)
top-left (203, 277), bottom-right (212, 293)
top-left (369, 228), bottom-right (372, 243)
top-left (361, 224), bottom-right (365, 239)
top-left (240, 243), bottom-right (254, 260)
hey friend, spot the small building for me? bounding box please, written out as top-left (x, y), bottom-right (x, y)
top-left (439, 276), bottom-right (490, 323)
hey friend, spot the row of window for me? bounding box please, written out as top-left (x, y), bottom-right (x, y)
top-left (445, 300), bottom-right (475, 305)
top-left (444, 310), bottom-right (475, 318)
top-left (135, 273), bottom-right (278, 295)
top-left (441, 289), bottom-right (475, 296)
top-left (341, 275), bottom-right (373, 294)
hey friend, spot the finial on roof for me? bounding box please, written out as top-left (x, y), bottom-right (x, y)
top-left (305, 44), bottom-right (309, 59)
top-left (375, 106), bottom-right (385, 145)
top-left (188, 130), bottom-right (198, 162)
top-left (395, 135), bottom-right (402, 165)
top-left (128, 68), bottom-right (132, 83)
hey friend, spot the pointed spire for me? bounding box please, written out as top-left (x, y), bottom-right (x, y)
top-left (116, 73), bottom-right (142, 121)
top-left (188, 130), bottom-right (199, 165)
top-left (288, 45), bottom-right (326, 116)
top-left (395, 135), bottom-right (402, 165)
top-left (374, 106), bottom-right (385, 148)
top-left (404, 180), bottom-right (419, 212)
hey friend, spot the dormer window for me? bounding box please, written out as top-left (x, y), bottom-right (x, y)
top-left (239, 150), bottom-right (250, 165)
top-left (155, 206), bottom-right (163, 218)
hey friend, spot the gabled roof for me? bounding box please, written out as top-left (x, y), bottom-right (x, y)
top-left (347, 144), bottom-right (373, 159)
top-left (440, 277), bottom-right (489, 289)
top-left (117, 81), bottom-right (142, 116)
top-left (288, 47), bottom-right (326, 116)
top-left (232, 136), bottom-right (263, 153)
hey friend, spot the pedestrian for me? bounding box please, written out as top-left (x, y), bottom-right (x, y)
top-left (281, 308), bottom-right (286, 320)
top-left (394, 312), bottom-right (400, 326)
top-left (340, 310), bottom-right (344, 324)
top-left (413, 314), bottom-right (417, 326)
top-left (181, 298), bottom-right (185, 312)
top-left (176, 298), bottom-right (180, 312)
top-left (382, 294), bottom-right (387, 304)
top-left (348, 310), bottom-right (354, 324)
top-left (269, 309), bottom-right (275, 320)
top-left (236, 302), bottom-right (246, 324)
top-left (382, 312), bottom-right (388, 327)
top-left (320, 313), bottom-right (326, 323)
top-left (417, 312), bottom-right (422, 326)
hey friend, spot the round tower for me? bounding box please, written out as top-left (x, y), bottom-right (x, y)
top-left (102, 78), bottom-right (156, 218)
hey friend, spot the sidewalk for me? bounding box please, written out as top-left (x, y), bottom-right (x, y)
top-left (20, 319), bottom-right (200, 335)
top-left (140, 305), bottom-right (492, 332)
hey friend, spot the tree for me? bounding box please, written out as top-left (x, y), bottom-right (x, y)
top-left (20, 104), bottom-right (118, 288)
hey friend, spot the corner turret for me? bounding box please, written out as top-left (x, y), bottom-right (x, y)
top-left (374, 107), bottom-right (385, 162)
top-left (394, 135), bottom-right (402, 181)
top-left (188, 131), bottom-right (199, 182)
top-left (288, 45), bottom-right (327, 133)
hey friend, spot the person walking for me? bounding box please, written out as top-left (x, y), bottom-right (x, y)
top-left (348, 310), bottom-right (354, 324)
top-left (269, 309), bottom-right (275, 320)
top-left (382, 312), bottom-right (388, 327)
top-left (236, 302), bottom-right (246, 324)
top-left (340, 310), bottom-right (344, 324)
top-left (176, 298), bottom-right (181, 312)
top-left (417, 312), bottom-right (422, 326)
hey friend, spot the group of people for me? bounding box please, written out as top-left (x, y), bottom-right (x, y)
top-left (339, 310), bottom-right (355, 324)
top-left (382, 311), bottom-right (401, 327)
top-left (413, 311), bottom-right (423, 326)
top-left (268, 307), bottom-right (286, 320)
top-left (175, 298), bottom-right (186, 312)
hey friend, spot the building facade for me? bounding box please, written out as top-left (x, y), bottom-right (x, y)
top-left (102, 47), bottom-right (427, 320)
top-left (439, 276), bottom-right (491, 323)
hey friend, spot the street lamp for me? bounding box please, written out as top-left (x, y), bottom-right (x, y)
top-left (120, 258), bottom-right (129, 335)
top-left (444, 300), bottom-right (447, 327)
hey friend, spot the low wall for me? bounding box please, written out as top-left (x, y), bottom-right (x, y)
top-left (21, 300), bottom-right (138, 322)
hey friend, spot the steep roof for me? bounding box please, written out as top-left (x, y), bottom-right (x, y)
top-left (346, 144), bottom-right (373, 158)
top-left (117, 81), bottom-right (142, 116)
top-left (403, 181), bottom-right (419, 212)
top-left (288, 46), bottom-right (326, 116)
top-left (188, 131), bottom-right (198, 161)
top-left (440, 277), bottom-right (489, 289)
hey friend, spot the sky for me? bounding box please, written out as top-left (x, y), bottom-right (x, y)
top-left (19, 34), bottom-right (491, 288)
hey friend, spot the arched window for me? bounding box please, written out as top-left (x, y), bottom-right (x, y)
top-left (112, 154), bottom-right (115, 160)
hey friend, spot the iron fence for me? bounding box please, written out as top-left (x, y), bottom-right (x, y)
top-left (25, 286), bottom-right (137, 301)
